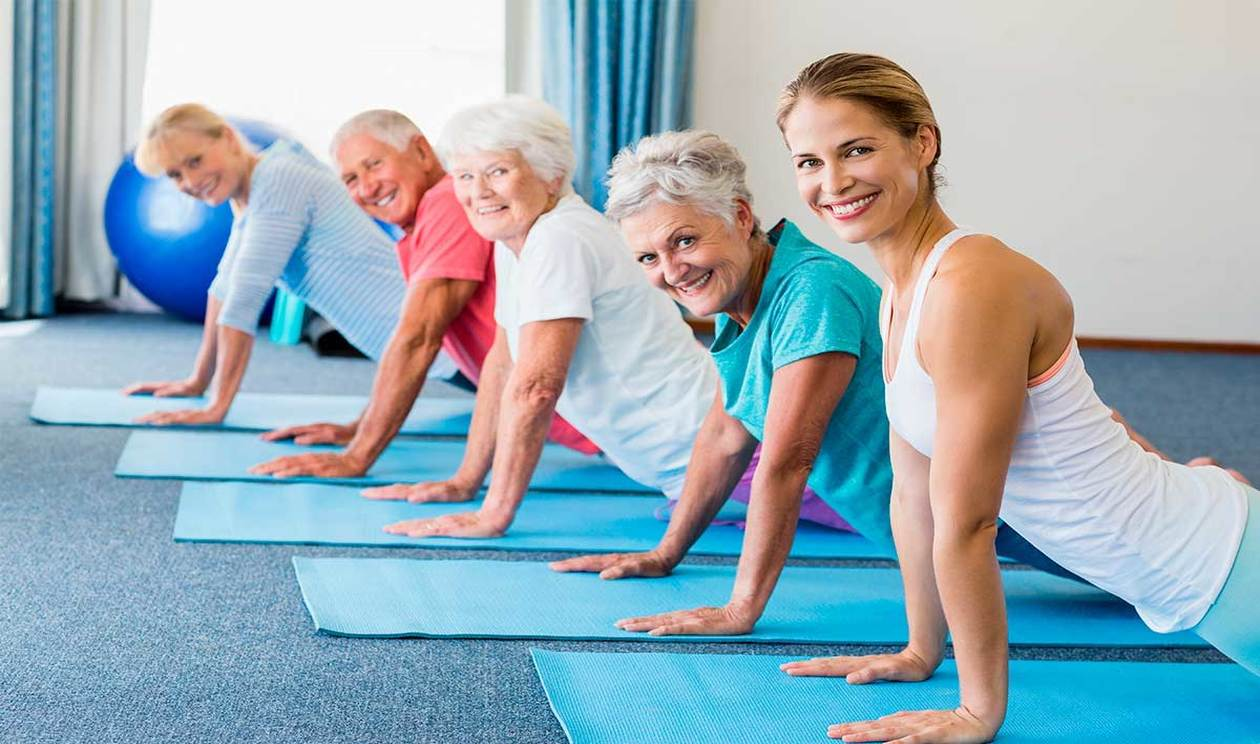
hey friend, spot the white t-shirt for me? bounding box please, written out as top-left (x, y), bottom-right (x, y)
top-left (494, 194), bottom-right (718, 496)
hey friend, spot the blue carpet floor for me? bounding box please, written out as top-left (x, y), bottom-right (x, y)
top-left (0, 313), bottom-right (1254, 743)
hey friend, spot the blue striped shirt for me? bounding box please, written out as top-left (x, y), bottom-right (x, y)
top-left (208, 140), bottom-right (403, 359)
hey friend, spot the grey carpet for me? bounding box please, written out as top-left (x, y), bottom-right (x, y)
top-left (0, 313), bottom-right (1252, 743)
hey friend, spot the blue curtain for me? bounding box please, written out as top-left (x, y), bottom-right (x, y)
top-left (542, 0), bottom-right (695, 210)
top-left (6, 0), bottom-right (58, 319)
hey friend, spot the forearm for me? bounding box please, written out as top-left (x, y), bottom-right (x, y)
top-left (478, 381), bottom-right (559, 529)
top-left (205, 326), bottom-right (255, 414)
top-left (726, 465), bottom-right (807, 616)
top-left (344, 336), bottom-right (443, 467)
top-left (890, 490), bottom-right (948, 665)
top-left (455, 348), bottom-right (508, 487)
top-left (190, 297), bottom-right (224, 386)
top-left (657, 440), bottom-right (754, 562)
top-left (933, 518), bottom-right (1008, 723)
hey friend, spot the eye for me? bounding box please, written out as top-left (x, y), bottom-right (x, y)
top-left (343, 175), bottom-right (357, 186)
top-left (795, 157), bottom-right (822, 170)
top-left (636, 253), bottom-right (658, 266)
top-left (676, 236), bottom-right (696, 249)
top-left (188, 155), bottom-right (201, 169)
top-left (166, 170), bottom-right (180, 180)
top-left (368, 159), bottom-right (381, 169)
top-left (844, 146), bottom-right (873, 158)
top-left (489, 166), bottom-right (508, 177)
top-left (455, 172), bottom-right (473, 180)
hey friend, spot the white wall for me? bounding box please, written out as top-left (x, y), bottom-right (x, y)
top-left (691, 0), bottom-right (1260, 343)
top-left (0, 0), bottom-right (13, 309)
top-left (142, 0), bottom-right (505, 160)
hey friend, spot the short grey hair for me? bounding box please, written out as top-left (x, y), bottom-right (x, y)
top-left (605, 130), bottom-right (760, 236)
top-left (329, 109), bottom-right (422, 160)
top-left (437, 96), bottom-right (575, 194)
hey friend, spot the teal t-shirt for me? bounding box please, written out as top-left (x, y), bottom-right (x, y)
top-left (710, 220), bottom-right (893, 548)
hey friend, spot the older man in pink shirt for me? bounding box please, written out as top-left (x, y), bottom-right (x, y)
top-left (251, 110), bottom-right (595, 491)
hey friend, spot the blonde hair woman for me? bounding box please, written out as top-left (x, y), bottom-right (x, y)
top-left (776, 53), bottom-right (1258, 743)
top-left (123, 103), bottom-right (403, 426)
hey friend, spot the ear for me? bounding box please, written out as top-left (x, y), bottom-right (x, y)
top-left (546, 174), bottom-right (568, 197)
top-left (733, 199), bottom-right (756, 238)
top-left (915, 123), bottom-right (938, 170)
top-left (408, 134), bottom-right (430, 162)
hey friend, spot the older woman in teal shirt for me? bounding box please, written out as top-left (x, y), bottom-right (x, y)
top-left (553, 130), bottom-right (1076, 636)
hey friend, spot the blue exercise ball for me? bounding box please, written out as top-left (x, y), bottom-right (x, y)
top-left (104, 119), bottom-right (287, 322)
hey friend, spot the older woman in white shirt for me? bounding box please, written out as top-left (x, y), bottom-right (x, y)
top-left (368, 97), bottom-right (719, 537)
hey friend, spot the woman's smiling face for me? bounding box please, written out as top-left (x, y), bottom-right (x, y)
top-left (618, 199), bottom-right (756, 318)
top-left (782, 95), bottom-right (936, 245)
top-left (449, 149), bottom-right (559, 251)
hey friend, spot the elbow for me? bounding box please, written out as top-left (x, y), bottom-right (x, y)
top-left (755, 442), bottom-right (820, 489)
top-left (932, 513), bottom-right (1000, 557)
top-left (510, 374), bottom-right (565, 414)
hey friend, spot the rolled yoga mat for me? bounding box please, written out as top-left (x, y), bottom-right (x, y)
top-left (530, 649), bottom-right (1260, 744)
top-left (30, 385), bottom-right (473, 436)
top-left (115, 430), bottom-right (652, 493)
top-left (173, 481), bottom-right (888, 559)
top-left (291, 557), bottom-right (1204, 647)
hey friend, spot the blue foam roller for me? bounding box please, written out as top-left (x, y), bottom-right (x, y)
top-left (116, 429), bottom-right (651, 493)
top-left (531, 650), bottom-right (1260, 744)
top-left (291, 558), bottom-right (1204, 646)
top-left (173, 481), bottom-right (883, 559)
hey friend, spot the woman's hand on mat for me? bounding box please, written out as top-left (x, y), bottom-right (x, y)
top-left (549, 550), bottom-right (678, 579)
top-left (613, 601), bottom-right (759, 636)
top-left (361, 478), bottom-right (478, 503)
top-left (247, 451), bottom-right (368, 479)
top-left (122, 377), bottom-right (206, 398)
top-left (260, 421), bottom-right (357, 446)
top-left (779, 648), bottom-right (939, 684)
top-left (134, 406), bottom-right (226, 426)
top-left (825, 706), bottom-right (999, 743)
top-left (382, 509), bottom-right (506, 538)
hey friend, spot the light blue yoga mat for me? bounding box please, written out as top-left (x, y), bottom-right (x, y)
top-left (173, 481), bottom-right (887, 559)
top-left (531, 650), bottom-right (1260, 744)
top-left (30, 385), bottom-right (473, 436)
top-left (116, 430), bottom-right (651, 493)
top-left (292, 557), bottom-right (1204, 647)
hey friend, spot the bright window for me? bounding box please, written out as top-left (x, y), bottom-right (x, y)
top-left (141, 0), bottom-right (506, 161)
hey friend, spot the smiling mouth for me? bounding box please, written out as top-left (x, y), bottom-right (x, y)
top-left (372, 192), bottom-right (396, 208)
top-left (193, 176), bottom-right (220, 199)
top-left (672, 270), bottom-right (713, 296)
top-left (822, 192), bottom-right (879, 219)
top-left (477, 205), bottom-right (509, 215)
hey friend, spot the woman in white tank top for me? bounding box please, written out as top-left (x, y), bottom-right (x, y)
top-left (772, 53), bottom-right (1260, 743)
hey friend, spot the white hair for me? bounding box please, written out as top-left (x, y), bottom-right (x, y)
top-left (437, 96), bottom-right (575, 193)
top-left (605, 130), bottom-right (760, 235)
top-left (329, 109), bottom-right (422, 160)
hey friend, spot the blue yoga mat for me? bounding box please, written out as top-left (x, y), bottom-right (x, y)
top-left (531, 650), bottom-right (1260, 744)
top-left (173, 481), bottom-right (886, 559)
top-left (292, 558), bottom-right (1204, 646)
top-left (30, 385), bottom-right (473, 436)
top-left (115, 430), bottom-right (651, 493)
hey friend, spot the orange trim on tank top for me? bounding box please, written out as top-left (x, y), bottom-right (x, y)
top-left (1027, 341), bottom-right (1073, 389)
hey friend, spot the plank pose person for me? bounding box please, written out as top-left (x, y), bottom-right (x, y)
top-left (767, 53), bottom-right (1259, 742)
top-left (250, 109), bottom-right (597, 482)
top-left (125, 103), bottom-right (408, 425)
top-left (553, 130), bottom-right (1091, 622)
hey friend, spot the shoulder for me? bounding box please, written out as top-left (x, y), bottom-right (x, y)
top-left (926, 234), bottom-right (1065, 321)
top-left (251, 142), bottom-right (326, 209)
top-left (523, 196), bottom-right (620, 260)
top-left (920, 234), bottom-right (1067, 363)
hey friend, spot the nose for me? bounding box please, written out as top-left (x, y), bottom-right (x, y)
top-left (356, 172), bottom-right (379, 202)
top-left (822, 162), bottom-right (854, 196)
top-left (659, 252), bottom-right (689, 286)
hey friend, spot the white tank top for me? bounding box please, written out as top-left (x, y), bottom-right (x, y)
top-left (883, 228), bottom-right (1250, 632)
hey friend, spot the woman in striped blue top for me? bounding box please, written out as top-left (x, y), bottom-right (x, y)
top-left (123, 103), bottom-right (405, 424)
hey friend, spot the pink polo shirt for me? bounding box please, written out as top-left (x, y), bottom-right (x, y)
top-left (398, 175), bottom-right (598, 454)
